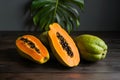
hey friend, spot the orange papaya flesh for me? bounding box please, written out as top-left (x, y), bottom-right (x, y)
top-left (16, 35), bottom-right (50, 64)
top-left (48, 23), bottom-right (80, 67)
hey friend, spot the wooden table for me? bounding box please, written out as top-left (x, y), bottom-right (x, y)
top-left (0, 31), bottom-right (120, 80)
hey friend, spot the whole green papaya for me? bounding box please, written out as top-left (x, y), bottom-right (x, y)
top-left (75, 34), bottom-right (108, 62)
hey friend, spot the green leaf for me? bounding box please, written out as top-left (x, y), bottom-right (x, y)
top-left (31, 0), bottom-right (84, 32)
top-left (68, 0), bottom-right (84, 9)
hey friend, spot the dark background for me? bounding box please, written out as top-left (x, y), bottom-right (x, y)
top-left (0, 0), bottom-right (120, 31)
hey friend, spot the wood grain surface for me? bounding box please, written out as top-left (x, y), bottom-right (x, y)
top-left (0, 31), bottom-right (120, 80)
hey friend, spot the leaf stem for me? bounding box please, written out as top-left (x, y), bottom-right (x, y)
top-left (53, 0), bottom-right (59, 22)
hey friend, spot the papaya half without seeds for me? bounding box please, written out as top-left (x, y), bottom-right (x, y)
top-left (16, 35), bottom-right (50, 64)
top-left (75, 34), bottom-right (108, 62)
top-left (48, 23), bottom-right (80, 67)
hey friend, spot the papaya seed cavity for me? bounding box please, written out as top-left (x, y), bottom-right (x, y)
top-left (56, 32), bottom-right (73, 57)
top-left (20, 37), bottom-right (40, 53)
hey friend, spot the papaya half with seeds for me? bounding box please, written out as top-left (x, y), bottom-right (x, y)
top-left (16, 35), bottom-right (50, 64)
top-left (48, 23), bottom-right (80, 67)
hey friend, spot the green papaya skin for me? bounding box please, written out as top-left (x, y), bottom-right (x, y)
top-left (75, 34), bottom-right (108, 62)
top-left (39, 31), bottom-right (49, 47)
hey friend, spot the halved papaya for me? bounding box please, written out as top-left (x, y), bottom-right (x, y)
top-left (16, 35), bottom-right (50, 64)
top-left (48, 23), bottom-right (80, 67)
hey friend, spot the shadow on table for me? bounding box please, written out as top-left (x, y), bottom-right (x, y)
top-left (1, 48), bottom-right (72, 70)
top-left (0, 48), bottom-right (99, 73)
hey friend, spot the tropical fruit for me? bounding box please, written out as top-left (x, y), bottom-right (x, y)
top-left (48, 23), bottom-right (80, 67)
top-left (39, 31), bottom-right (49, 47)
top-left (16, 35), bottom-right (50, 64)
top-left (75, 34), bottom-right (108, 62)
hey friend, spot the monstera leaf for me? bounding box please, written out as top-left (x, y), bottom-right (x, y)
top-left (31, 0), bottom-right (84, 33)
